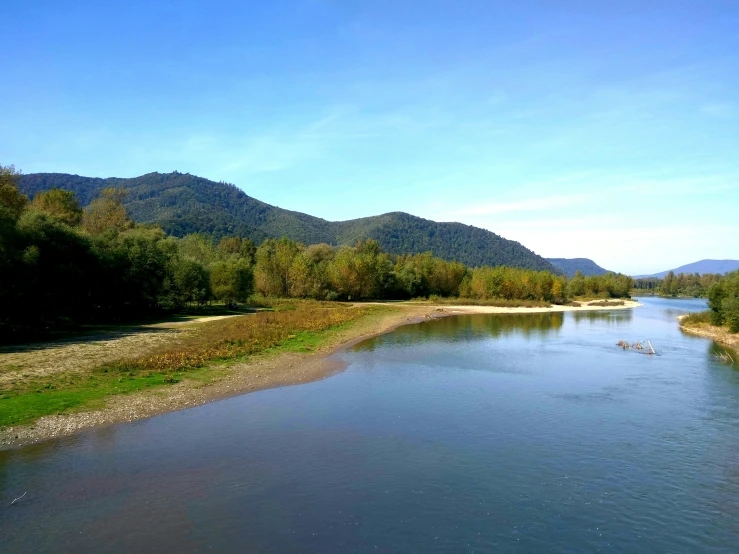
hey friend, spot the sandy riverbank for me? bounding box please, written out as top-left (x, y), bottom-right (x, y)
top-left (0, 300), bottom-right (639, 449)
top-left (679, 321), bottom-right (739, 351)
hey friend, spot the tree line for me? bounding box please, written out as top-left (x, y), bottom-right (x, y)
top-left (633, 272), bottom-right (723, 297)
top-left (1, 164), bottom-right (634, 341)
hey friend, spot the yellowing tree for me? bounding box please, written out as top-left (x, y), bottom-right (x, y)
top-left (31, 188), bottom-right (83, 226)
top-left (0, 164), bottom-right (27, 218)
top-left (82, 187), bottom-right (133, 234)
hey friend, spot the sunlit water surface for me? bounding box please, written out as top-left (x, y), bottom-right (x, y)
top-left (2, 297), bottom-right (739, 552)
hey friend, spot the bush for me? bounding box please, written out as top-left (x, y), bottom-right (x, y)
top-left (679, 310), bottom-right (712, 327)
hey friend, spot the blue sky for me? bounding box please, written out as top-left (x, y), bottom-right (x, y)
top-left (2, 0), bottom-right (738, 274)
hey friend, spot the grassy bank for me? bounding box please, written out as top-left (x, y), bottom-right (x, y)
top-left (679, 310), bottom-right (739, 352)
top-left (0, 301), bottom-right (384, 427)
top-left (679, 310), bottom-right (713, 327)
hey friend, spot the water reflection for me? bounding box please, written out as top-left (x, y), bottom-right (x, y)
top-left (354, 312), bottom-right (564, 352)
top-left (571, 309), bottom-right (633, 325)
top-left (639, 296), bottom-right (708, 320)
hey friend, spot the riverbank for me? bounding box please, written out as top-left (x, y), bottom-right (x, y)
top-left (0, 299), bottom-right (639, 449)
top-left (679, 320), bottom-right (739, 350)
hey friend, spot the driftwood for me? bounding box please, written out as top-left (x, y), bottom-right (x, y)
top-left (10, 492), bottom-right (27, 506)
top-left (618, 340), bottom-right (657, 355)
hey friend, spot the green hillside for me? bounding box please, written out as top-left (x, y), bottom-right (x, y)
top-left (18, 171), bottom-right (558, 272)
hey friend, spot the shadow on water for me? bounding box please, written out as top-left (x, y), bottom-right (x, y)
top-left (353, 311), bottom-right (564, 352)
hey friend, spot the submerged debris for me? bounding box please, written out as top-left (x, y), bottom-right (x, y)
top-left (713, 350), bottom-right (735, 364)
top-left (617, 340), bottom-right (657, 355)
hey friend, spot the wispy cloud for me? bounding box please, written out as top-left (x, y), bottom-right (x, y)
top-left (450, 193), bottom-right (588, 216)
top-left (700, 103), bottom-right (736, 119)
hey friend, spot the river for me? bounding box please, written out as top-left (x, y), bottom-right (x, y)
top-left (1, 297), bottom-right (738, 552)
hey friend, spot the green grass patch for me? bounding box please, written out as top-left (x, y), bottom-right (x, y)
top-left (679, 310), bottom-right (712, 327)
top-left (0, 372), bottom-right (181, 427)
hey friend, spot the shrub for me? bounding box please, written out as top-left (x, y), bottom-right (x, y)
top-left (679, 310), bottom-right (712, 327)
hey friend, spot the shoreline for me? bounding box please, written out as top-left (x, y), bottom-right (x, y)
top-left (0, 300), bottom-right (640, 450)
top-left (679, 321), bottom-right (739, 351)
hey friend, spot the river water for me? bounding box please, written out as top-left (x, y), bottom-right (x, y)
top-left (1, 297), bottom-right (738, 553)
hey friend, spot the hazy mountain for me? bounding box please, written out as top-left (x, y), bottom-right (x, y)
top-left (546, 258), bottom-right (611, 278)
top-left (19, 172), bottom-right (558, 272)
top-left (636, 259), bottom-right (739, 279)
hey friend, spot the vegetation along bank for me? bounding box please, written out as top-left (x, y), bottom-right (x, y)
top-left (679, 270), bottom-right (739, 350)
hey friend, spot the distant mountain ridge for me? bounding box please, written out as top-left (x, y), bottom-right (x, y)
top-left (18, 172), bottom-right (558, 272)
top-left (635, 259), bottom-right (739, 278)
top-left (546, 258), bottom-right (611, 278)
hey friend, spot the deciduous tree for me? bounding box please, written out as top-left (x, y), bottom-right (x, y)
top-left (31, 187), bottom-right (83, 226)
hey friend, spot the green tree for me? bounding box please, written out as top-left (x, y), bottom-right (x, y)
top-left (327, 239), bottom-right (390, 300)
top-left (662, 271), bottom-right (676, 297)
top-left (218, 236), bottom-right (257, 264)
top-left (254, 237), bottom-right (300, 296)
top-left (10, 210), bottom-right (102, 328)
top-left (708, 271), bottom-right (739, 332)
top-left (178, 233), bottom-right (221, 265)
top-left (723, 295), bottom-right (739, 333)
top-left (0, 164), bottom-right (28, 218)
top-left (211, 259), bottom-right (254, 303)
top-left (114, 227), bottom-right (171, 311)
top-left (160, 257), bottom-right (211, 310)
top-left (568, 271), bottom-right (586, 297)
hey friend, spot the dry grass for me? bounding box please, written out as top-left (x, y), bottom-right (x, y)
top-left (100, 301), bottom-right (369, 374)
top-left (589, 300), bottom-right (625, 307)
top-left (679, 310), bottom-right (712, 327)
top-left (0, 327), bottom-right (191, 387)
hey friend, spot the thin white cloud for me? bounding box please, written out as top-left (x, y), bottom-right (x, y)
top-left (450, 193), bottom-right (588, 216)
top-left (700, 103), bottom-right (736, 119)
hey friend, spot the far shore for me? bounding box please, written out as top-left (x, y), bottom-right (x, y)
top-left (0, 299), bottom-right (640, 450)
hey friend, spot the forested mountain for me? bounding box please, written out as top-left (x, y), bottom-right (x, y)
top-left (636, 259), bottom-right (739, 279)
top-left (546, 258), bottom-right (610, 278)
top-left (19, 172), bottom-right (557, 272)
